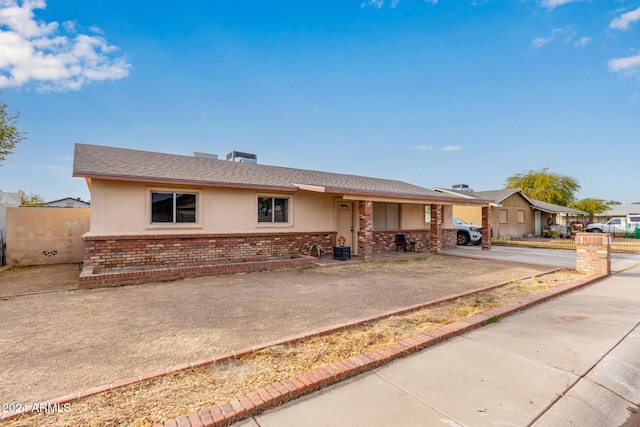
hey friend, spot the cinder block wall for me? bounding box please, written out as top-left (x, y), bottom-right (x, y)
top-left (6, 207), bottom-right (90, 266)
top-left (575, 233), bottom-right (611, 275)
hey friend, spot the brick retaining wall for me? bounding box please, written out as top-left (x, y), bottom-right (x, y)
top-left (79, 256), bottom-right (318, 289)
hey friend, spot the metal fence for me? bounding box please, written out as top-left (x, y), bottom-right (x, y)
top-left (492, 236), bottom-right (640, 254)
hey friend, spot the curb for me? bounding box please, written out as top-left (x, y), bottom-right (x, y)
top-left (0, 269), bottom-right (600, 424)
top-left (150, 273), bottom-right (605, 427)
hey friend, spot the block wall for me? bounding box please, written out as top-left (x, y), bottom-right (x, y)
top-left (6, 207), bottom-right (90, 265)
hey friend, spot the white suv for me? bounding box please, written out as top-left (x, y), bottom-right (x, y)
top-left (453, 217), bottom-right (483, 246)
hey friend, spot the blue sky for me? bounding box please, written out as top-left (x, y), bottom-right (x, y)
top-left (1, 0), bottom-right (639, 204)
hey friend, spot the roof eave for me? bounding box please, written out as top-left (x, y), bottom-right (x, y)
top-left (73, 172), bottom-right (298, 193)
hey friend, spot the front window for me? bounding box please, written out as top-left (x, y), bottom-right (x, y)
top-left (151, 192), bottom-right (196, 223)
top-left (258, 196), bottom-right (289, 223)
top-left (373, 202), bottom-right (400, 230)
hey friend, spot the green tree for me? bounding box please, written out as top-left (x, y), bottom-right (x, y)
top-left (19, 190), bottom-right (45, 206)
top-left (569, 198), bottom-right (609, 222)
top-left (505, 168), bottom-right (580, 206)
top-left (605, 200), bottom-right (622, 205)
top-left (0, 92), bottom-right (26, 165)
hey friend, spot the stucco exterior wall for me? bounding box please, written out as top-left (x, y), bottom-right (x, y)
top-left (6, 207), bottom-right (90, 265)
top-left (88, 179), bottom-right (336, 236)
top-left (88, 179), bottom-right (433, 237)
top-left (452, 205), bottom-right (482, 225)
top-left (401, 204), bottom-right (430, 229)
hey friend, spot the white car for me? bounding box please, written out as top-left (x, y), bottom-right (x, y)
top-left (453, 217), bottom-right (483, 246)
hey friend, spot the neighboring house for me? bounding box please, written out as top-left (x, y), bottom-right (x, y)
top-left (44, 197), bottom-right (90, 208)
top-left (435, 187), bottom-right (585, 238)
top-left (593, 204), bottom-right (640, 223)
top-left (73, 144), bottom-right (491, 281)
top-left (0, 191), bottom-right (21, 240)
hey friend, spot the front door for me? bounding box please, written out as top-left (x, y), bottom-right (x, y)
top-left (337, 201), bottom-right (354, 251)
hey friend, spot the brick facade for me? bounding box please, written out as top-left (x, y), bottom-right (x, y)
top-left (482, 206), bottom-right (492, 250)
top-left (358, 200), bottom-right (373, 262)
top-left (442, 228), bottom-right (457, 248)
top-left (575, 233), bottom-right (611, 276)
top-left (79, 201), bottom-right (477, 288)
top-left (372, 230), bottom-right (431, 253)
top-left (83, 232), bottom-right (335, 273)
top-left (430, 204), bottom-right (442, 254)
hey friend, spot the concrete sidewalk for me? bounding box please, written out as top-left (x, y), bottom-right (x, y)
top-left (237, 266), bottom-right (640, 427)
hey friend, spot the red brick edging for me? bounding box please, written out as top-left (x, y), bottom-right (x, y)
top-left (0, 270), bottom-right (604, 424)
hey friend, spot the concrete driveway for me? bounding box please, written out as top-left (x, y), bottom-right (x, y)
top-left (445, 244), bottom-right (640, 272)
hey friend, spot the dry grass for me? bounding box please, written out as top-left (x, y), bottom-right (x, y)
top-left (5, 269), bottom-right (584, 427)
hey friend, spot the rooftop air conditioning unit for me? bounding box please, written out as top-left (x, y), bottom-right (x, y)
top-left (226, 151), bottom-right (257, 164)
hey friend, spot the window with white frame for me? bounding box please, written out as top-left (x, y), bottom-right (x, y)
top-left (258, 196), bottom-right (289, 223)
top-left (425, 205), bottom-right (431, 223)
top-left (151, 192), bottom-right (197, 223)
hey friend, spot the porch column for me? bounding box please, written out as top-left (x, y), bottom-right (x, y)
top-left (358, 200), bottom-right (373, 262)
top-left (430, 204), bottom-right (442, 254)
top-left (482, 205), bottom-right (492, 250)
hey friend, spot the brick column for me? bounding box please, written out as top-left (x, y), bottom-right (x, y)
top-left (358, 200), bottom-right (373, 262)
top-left (430, 204), bottom-right (442, 254)
top-left (575, 232), bottom-right (611, 275)
top-left (482, 205), bottom-right (492, 250)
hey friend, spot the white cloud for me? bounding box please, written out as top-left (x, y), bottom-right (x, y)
top-left (361, 0), bottom-right (436, 8)
top-left (608, 53), bottom-right (640, 77)
top-left (609, 7), bottom-right (640, 31)
top-left (574, 36), bottom-right (591, 48)
top-left (415, 145), bottom-right (434, 151)
top-left (361, 0), bottom-right (384, 8)
top-left (532, 27), bottom-right (587, 49)
top-left (0, 0), bottom-right (130, 91)
top-left (539, 0), bottom-right (582, 10)
top-left (442, 145), bottom-right (463, 152)
top-left (532, 36), bottom-right (553, 48)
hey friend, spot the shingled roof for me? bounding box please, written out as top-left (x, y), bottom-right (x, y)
top-left (435, 186), bottom-right (586, 214)
top-left (73, 144), bottom-right (481, 203)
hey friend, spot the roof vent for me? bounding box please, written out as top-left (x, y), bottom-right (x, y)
top-left (194, 152), bottom-right (218, 159)
top-left (226, 151), bottom-right (257, 164)
top-left (452, 184), bottom-right (473, 192)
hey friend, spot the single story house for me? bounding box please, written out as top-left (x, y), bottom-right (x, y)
top-left (435, 187), bottom-right (585, 239)
top-left (73, 144), bottom-right (491, 284)
top-left (593, 204), bottom-right (640, 223)
top-left (44, 197), bottom-right (90, 208)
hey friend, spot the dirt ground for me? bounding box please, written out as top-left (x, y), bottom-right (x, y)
top-left (0, 256), bottom-right (553, 406)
